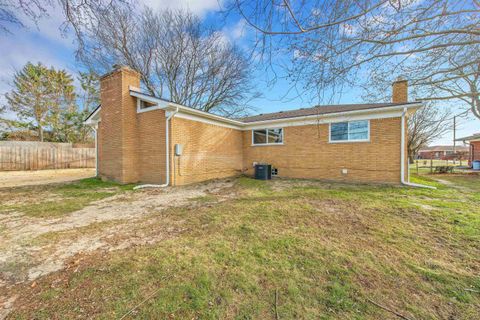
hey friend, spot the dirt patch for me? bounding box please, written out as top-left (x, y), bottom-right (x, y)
top-left (0, 168), bottom-right (95, 189)
top-left (0, 179), bottom-right (237, 294)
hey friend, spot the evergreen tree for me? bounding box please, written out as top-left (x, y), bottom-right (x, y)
top-left (47, 68), bottom-right (77, 142)
top-left (4, 62), bottom-right (98, 143)
top-left (5, 62), bottom-right (53, 141)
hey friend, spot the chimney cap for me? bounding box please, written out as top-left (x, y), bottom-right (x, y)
top-left (394, 76), bottom-right (407, 83)
top-left (112, 64), bottom-right (133, 70)
top-left (100, 64), bottom-right (139, 80)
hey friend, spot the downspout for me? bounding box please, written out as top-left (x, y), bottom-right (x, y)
top-left (134, 107), bottom-right (179, 189)
top-left (93, 125), bottom-right (98, 177)
top-left (400, 107), bottom-right (436, 189)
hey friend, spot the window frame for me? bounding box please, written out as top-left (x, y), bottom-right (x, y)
top-left (328, 120), bottom-right (370, 143)
top-left (251, 127), bottom-right (284, 146)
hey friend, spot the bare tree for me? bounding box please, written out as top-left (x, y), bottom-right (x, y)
top-left (362, 46), bottom-right (480, 120)
top-left (0, 0), bottom-right (120, 34)
top-left (65, 4), bottom-right (257, 117)
top-left (228, 0), bottom-right (480, 116)
top-left (0, 0), bottom-right (49, 32)
top-left (407, 103), bottom-right (451, 163)
top-left (420, 59), bottom-right (480, 118)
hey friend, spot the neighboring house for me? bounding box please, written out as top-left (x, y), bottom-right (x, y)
top-left (418, 145), bottom-right (469, 160)
top-left (85, 66), bottom-right (422, 186)
top-left (456, 133), bottom-right (480, 166)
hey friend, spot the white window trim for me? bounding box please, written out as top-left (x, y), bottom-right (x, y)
top-left (251, 128), bottom-right (284, 146)
top-left (328, 120), bottom-right (370, 143)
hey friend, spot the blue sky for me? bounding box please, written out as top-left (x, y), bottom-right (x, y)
top-left (0, 0), bottom-right (478, 145)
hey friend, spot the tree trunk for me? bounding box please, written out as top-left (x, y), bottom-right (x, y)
top-left (408, 154), bottom-right (415, 164)
top-left (39, 126), bottom-right (44, 142)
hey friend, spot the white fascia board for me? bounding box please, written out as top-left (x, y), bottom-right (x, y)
top-left (172, 105), bottom-right (244, 127)
top-left (130, 91), bottom-right (170, 113)
top-left (455, 136), bottom-right (480, 142)
top-left (130, 89), bottom-right (244, 127)
top-left (84, 106), bottom-right (101, 125)
top-left (242, 103), bottom-right (422, 130)
top-left (129, 89), bottom-right (424, 131)
top-left (174, 112), bottom-right (242, 130)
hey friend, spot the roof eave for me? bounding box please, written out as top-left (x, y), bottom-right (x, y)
top-left (84, 105), bottom-right (101, 125)
top-left (89, 90), bottom-right (424, 129)
top-left (130, 89), bottom-right (245, 127)
top-left (242, 102), bottom-right (424, 126)
top-left (455, 136), bottom-right (480, 142)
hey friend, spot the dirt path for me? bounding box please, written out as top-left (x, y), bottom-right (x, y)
top-left (0, 179), bottom-right (237, 318)
top-left (0, 168), bottom-right (96, 188)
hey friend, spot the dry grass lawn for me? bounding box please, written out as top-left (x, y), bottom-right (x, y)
top-left (1, 174), bottom-right (479, 319)
top-left (0, 169), bottom-right (95, 189)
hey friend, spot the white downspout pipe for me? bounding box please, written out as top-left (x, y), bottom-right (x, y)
top-left (400, 107), bottom-right (436, 189)
top-left (134, 107), bottom-right (179, 189)
top-left (93, 125), bottom-right (98, 177)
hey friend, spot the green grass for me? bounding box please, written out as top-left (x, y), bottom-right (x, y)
top-left (8, 175), bottom-right (480, 319)
top-left (0, 178), bottom-right (134, 218)
top-left (409, 159), bottom-right (470, 175)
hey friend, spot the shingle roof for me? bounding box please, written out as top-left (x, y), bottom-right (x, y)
top-left (239, 102), bottom-right (419, 123)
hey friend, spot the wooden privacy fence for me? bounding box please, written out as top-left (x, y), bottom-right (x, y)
top-left (0, 141), bottom-right (95, 171)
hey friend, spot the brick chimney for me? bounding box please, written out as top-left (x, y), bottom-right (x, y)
top-left (392, 77), bottom-right (408, 103)
top-left (98, 65), bottom-right (140, 183)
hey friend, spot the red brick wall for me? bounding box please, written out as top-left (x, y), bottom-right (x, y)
top-left (97, 67), bottom-right (411, 185)
top-left (137, 110), bottom-right (167, 184)
top-left (98, 66), bottom-right (140, 183)
top-left (170, 117), bottom-right (243, 185)
top-left (242, 118), bottom-right (405, 184)
top-left (471, 141), bottom-right (480, 163)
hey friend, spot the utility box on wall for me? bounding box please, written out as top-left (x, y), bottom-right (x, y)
top-left (175, 144), bottom-right (183, 156)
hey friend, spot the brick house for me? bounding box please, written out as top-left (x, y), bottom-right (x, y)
top-left (85, 66), bottom-right (423, 186)
top-left (417, 145), bottom-right (469, 160)
top-left (456, 133), bottom-right (480, 166)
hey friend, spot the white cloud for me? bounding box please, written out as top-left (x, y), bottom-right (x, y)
top-left (140, 0), bottom-right (221, 16)
top-left (11, 3), bottom-right (75, 49)
top-left (217, 19), bottom-right (249, 48)
top-left (231, 19), bottom-right (247, 40)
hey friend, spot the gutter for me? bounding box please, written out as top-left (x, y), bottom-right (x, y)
top-left (400, 107), bottom-right (436, 189)
top-left (134, 107), bottom-right (179, 189)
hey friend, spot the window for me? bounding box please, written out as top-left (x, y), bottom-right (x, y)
top-left (252, 128), bottom-right (283, 145)
top-left (330, 120), bottom-right (369, 142)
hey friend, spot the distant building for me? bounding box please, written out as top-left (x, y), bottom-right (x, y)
top-left (418, 145), bottom-right (469, 160)
top-left (456, 133), bottom-right (480, 166)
